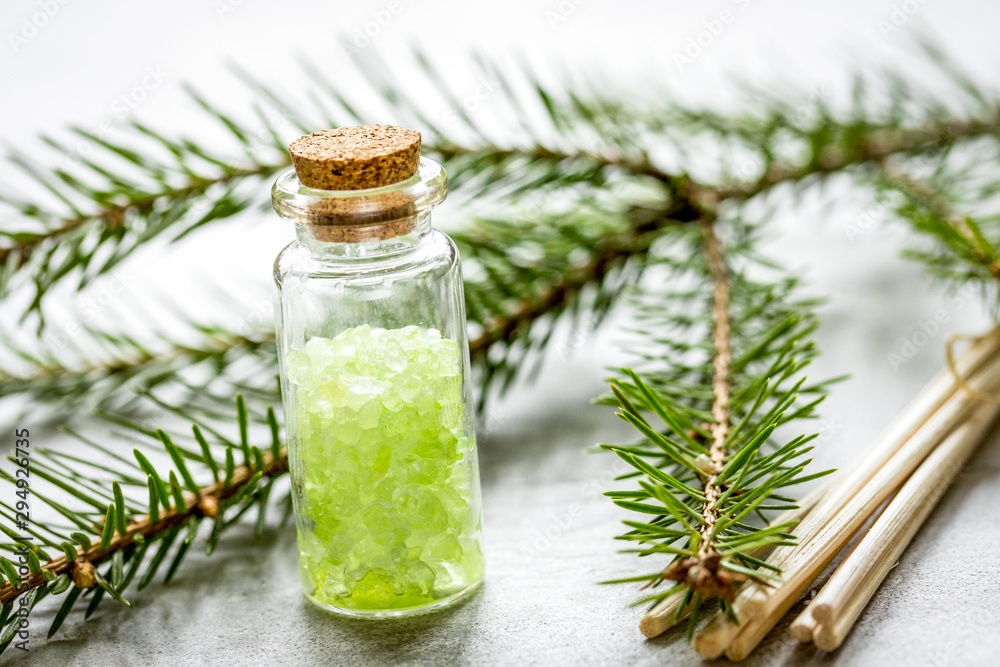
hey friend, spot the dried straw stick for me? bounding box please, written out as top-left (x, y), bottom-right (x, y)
top-left (639, 477), bottom-right (834, 639)
top-left (806, 399), bottom-right (999, 650)
top-left (695, 326), bottom-right (1000, 659)
top-left (789, 511), bottom-right (871, 643)
top-left (787, 517), bottom-right (873, 644)
top-left (789, 608), bottom-right (817, 642)
top-left (724, 355), bottom-right (1000, 660)
top-left (638, 589), bottom-right (690, 639)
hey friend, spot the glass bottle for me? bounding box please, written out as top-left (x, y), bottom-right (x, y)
top-left (271, 126), bottom-right (484, 617)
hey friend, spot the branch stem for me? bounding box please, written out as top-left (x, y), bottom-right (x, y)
top-left (699, 214), bottom-right (732, 560)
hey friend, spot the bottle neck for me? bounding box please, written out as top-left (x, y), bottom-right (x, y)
top-left (273, 157), bottom-right (448, 261)
top-left (294, 211), bottom-right (433, 259)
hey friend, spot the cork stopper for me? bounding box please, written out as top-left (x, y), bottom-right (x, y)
top-left (289, 125), bottom-right (422, 191)
top-left (273, 132), bottom-right (447, 245)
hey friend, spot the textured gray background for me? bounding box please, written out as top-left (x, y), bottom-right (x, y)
top-left (2, 0), bottom-right (1000, 665)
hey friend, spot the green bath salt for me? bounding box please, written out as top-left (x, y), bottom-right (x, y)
top-left (285, 325), bottom-right (484, 613)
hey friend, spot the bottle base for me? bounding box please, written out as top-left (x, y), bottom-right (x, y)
top-left (303, 578), bottom-right (482, 619)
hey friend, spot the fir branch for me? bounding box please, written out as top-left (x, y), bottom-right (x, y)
top-left (4, 52), bottom-right (1000, 415)
top-left (0, 396), bottom-right (287, 650)
top-left (602, 213), bottom-right (837, 635)
top-left (874, 158), bottom-right (1000, 291)
top-left (717, 117), bottom-right (1000, 201)
top-left (1, 189), bottom-right (668, 421)
top-left (6, 115), bottom-right (997, 413)
top-left (4, 48), bottom-right (1000, 330)
top-left (0, 446), bottom-right (287, 605)
top-left (0, 160), bottom-right (285, 275)
top-left (0, 328), bottom-right (274, 414)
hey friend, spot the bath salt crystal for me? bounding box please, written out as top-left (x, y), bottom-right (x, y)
top-left (286, 325), bottom-right (484, 611)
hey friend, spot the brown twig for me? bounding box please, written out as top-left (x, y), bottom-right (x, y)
top-left (700, 214), bottom-right (733, 557)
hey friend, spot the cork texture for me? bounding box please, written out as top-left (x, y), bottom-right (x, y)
top-left (307, 215), bottom-right (417, 243)
top-left (289, 125), bottom-right (422, 191)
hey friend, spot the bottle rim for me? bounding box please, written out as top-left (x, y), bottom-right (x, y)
top-left (271, 156), bottom-right (447, 229)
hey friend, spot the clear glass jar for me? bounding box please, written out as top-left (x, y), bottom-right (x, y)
top-left (272, 155), bottom-right (484, 617)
